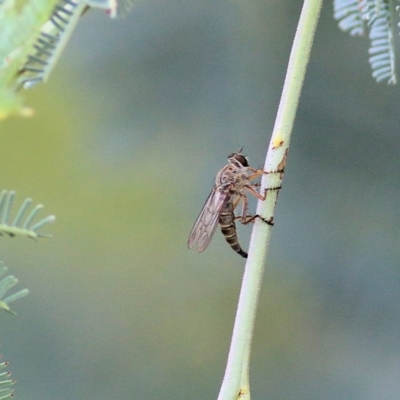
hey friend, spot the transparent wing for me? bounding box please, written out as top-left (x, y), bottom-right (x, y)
top-left (187, 188), bottom-right (229, 253)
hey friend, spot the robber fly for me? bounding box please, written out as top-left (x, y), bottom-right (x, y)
top-left (187, 150), bottom-right (273, 258)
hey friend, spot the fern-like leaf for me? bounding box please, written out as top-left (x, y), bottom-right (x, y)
top-left (367, 1), bottom-right (396, 84)
top-left (0, 191), bottom-right (55, 239)
top-left (0, 265), bottom-right (29, 316)
top-left (19, 0), bottom-right (132, 88)
top-left (333, 0), bottom-right (366, 36)
top-left (0, 0), bottom-right (59, 118)
top-left (333, 0), bottom-right (397, 84)
top-left (0, 360), bottom-right (15, 399)
top-left (18, 0), bottom-right (87, 89)
top-left (0, 0), bottom-right (131, 117)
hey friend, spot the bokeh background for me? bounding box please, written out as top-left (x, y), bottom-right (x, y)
top-left (1, 1), bottom-right (400, 399)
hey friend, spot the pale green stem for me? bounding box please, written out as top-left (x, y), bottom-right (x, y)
top-left (217, 1), bottom-right (323, 399)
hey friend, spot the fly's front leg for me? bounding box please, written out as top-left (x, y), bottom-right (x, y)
top-left (246, 168), bottom-right (264, 182)
top-left (247, 162), bottom-right (285, 191)
top-left (247, 165), bottom-right (281, 181)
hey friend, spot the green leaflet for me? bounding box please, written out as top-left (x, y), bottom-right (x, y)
top-left (0, 0), bottom-right (59, 118)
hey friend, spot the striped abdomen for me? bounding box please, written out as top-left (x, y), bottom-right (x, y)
top-left (219, 199), bottom-right (247, 258)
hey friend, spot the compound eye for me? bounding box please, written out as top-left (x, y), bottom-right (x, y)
top-left (234, 154), bottom-right (248, 167)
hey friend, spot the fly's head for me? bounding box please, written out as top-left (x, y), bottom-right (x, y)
top-left (227, 151), bottom-right (250, 183)
top-left (228, 151), bottom-right (249, 170)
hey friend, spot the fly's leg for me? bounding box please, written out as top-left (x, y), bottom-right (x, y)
top-left (246, 167), bottom-right (277, 182)
top-left (240, 184), bottom-right (281, 226)
top-left (247, 164), bottom-right (285, 201)
top-left (235, 214), bottom-right (274, 226)
top-left (247, 161), bottom-right (286, 181)
top-left (245, 184), bottom-right (282, 201)
top-left (235, 194), bottom-right (274, 226)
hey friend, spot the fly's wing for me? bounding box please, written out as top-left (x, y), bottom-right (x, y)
top-left (187, 188), bottom-right (229, 252)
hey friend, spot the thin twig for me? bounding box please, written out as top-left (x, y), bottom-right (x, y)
top-left (217, 1), bottom-right (323, 399)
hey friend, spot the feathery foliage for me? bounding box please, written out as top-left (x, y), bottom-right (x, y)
top-left (19, 0), bottom-right (88, 89)
top-left (333, 0), bottom-right (397, 84)
top-left (0, 0), bottom-right (59, 118)
top-left (0, 0), bottom-right (131, 119)
top-left (0, 360), bottom-right (15, 400)
top-left (0, 190), bottom-right (55, 239)
top-left (334, 0), bottom-right (366, 36)
top-left (19, 0), bottom-right (130, 89)
top-left (0, 265), bottom-right (29, 315)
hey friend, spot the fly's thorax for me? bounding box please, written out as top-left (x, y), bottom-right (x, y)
top-left (215, 164), bottom-right (249, 191)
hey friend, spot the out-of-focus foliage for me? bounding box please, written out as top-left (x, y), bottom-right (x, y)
top-left (0, 0), bottom-right (58, 118)
top-left (334, 0), bottom-right (396, 83)
top-left (0, 191), bottom-right (55, 239)
top-left (0, 360), bottom-right (15, 399)
top-left (19, 0), bottom-right (126, 90)
top-left (0, 0), bottom-right (126, 119)
top-left (0, 265), bottom-right (29, 315)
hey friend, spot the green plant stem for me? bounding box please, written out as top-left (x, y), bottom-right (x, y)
top-left (217, 1), bottom-right (323, 399)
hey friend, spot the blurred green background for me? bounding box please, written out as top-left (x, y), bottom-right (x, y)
top-left (1, 1), bottom-right (400, 399)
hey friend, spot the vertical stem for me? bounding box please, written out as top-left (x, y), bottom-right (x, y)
top-left (217, 1), bottom-right (323, 399)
